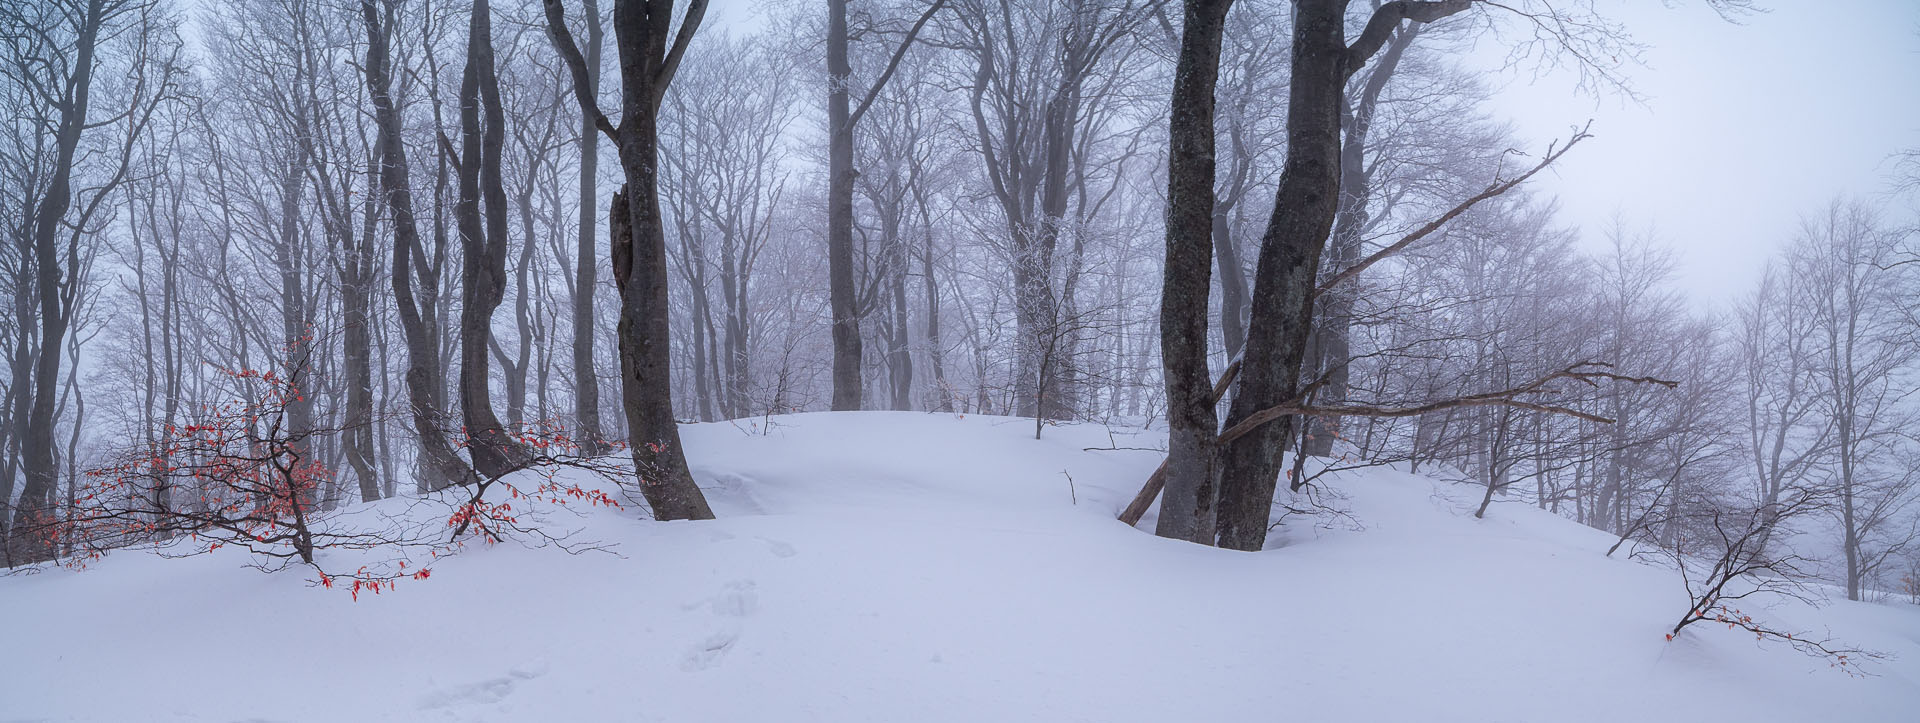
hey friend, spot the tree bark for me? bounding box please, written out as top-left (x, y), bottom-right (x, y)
top-left (552, 0), bottom-right (718, 520)
top-left (1156, 0), bottom-right (1234, 544)
top-left (826, 0), bottom-right (862, 411)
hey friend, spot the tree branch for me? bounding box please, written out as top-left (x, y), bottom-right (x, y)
top-left (846, 0), bottom-right (948, 131)
top-left (653, 0), bottom-right (711, 108)
top-left (542, 0), bottom-right (617, 139)
top-left (1346, 0), bottom-right (1473, 79)
top-left (1317, 122), bottom-right (1591, 295)
top-left (1219, 361), bottom-right (1675, 446)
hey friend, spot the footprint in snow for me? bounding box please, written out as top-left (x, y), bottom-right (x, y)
top-left (757, 536), bottom-right (797, 559)
top-left (415, 660), bottom-right (550, 710)
top-left (679, 580), bottom-right (759, 671)
top-left (680, 630), bottom-right (741, 671)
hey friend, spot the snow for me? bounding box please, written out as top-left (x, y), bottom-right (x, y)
top-left (3, 411), bottom-right (1916, 721)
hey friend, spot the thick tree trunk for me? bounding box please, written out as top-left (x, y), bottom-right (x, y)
top-left (1215, 0), bottom-right (1349, 551)
top-left (1156, 0), bottom-right (1234, 544)
top-left (610, 185), bottom-right (712, 519)
top-left (595, 0), bottom-right (716, 520)
top-left (1214, 0), bottom-right (1466, 552)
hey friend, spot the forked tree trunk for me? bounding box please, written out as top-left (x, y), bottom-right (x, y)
top-left (456, 0), bottom-right (530, 478)
top-left (359, 0), bottom-right (474, 491)
top-left (1214, 0), bottom-right (1468, 552)
top-left (551, 0), bottom-right (719, 520)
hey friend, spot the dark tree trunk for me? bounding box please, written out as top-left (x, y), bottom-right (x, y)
top-left (360, 0), bottom-right (475, 491)
top-left (1214, 0), bottom-right (1467, 552)
top-left (1156, 0), bottom-right (1234, 544)
top-left (587, 0), bottom-right (716, 520)
top-left (456, 0), bottom-right (529, 479)
top-left (826, 0), bottom-right (862, 411)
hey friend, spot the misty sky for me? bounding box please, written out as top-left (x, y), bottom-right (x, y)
top-left (721, 0), bottom-right (1920, 308)
top-left (1472, 0), bottom-right (1920, 307)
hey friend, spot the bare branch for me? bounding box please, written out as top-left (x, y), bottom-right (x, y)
top-left (1346, 0), bottom-right (1473, 79)
top-left (847, 0), bottom-right (948, 131)
top-left (1317, 122), bottom-right (1592, 295)
top-left (542, 0), bottom-right (616, 139)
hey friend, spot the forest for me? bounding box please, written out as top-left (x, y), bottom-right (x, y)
top-left (2, 2), bottom-right (1920, 715)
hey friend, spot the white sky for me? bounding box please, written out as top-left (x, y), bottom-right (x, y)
top-left (1470, 0), bottom-right (1920, 307)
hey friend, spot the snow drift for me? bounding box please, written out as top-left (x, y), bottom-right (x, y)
top-left (3, 412), bottom-right (1915, 721)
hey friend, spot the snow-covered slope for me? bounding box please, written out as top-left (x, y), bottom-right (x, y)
top-left (4, 412), bottom-right (1916, 721)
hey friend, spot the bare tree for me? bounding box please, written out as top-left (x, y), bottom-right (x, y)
top-left (359, 0), bottom-right (477, 492)
top-left (826, 0), bottom-right (946, 411)
top-left (1789, 200), bottom-right (1918, 600)
top-left (2, 0), bottom-right (184, 563)
top-left (543, 0), bottom-right (715, 520)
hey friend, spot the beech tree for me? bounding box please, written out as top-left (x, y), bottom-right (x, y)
top-left (543, 0), bottom-right (714, 520)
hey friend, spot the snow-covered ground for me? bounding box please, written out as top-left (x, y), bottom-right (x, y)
top-left (4, 412), bottom-right (1916, 721)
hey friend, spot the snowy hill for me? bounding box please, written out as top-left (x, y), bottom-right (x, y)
top-left (3, 412), bottom-right (1916, 722)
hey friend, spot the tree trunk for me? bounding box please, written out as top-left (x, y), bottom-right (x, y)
top-left (359, 0), bottom-right (474, 491)
top-left (1156, 0), bottom-right (1234, 544)
top-left (1214, 0), bottom-right (1467, 552)
top-left (593, 0), bottom-right (717, 520)
top-left (826, 0), bottom-right (863, 412)
top-left (457, 0), bottom-right (529, 478)
top-left (571, 0), bottom-right (609, 453)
